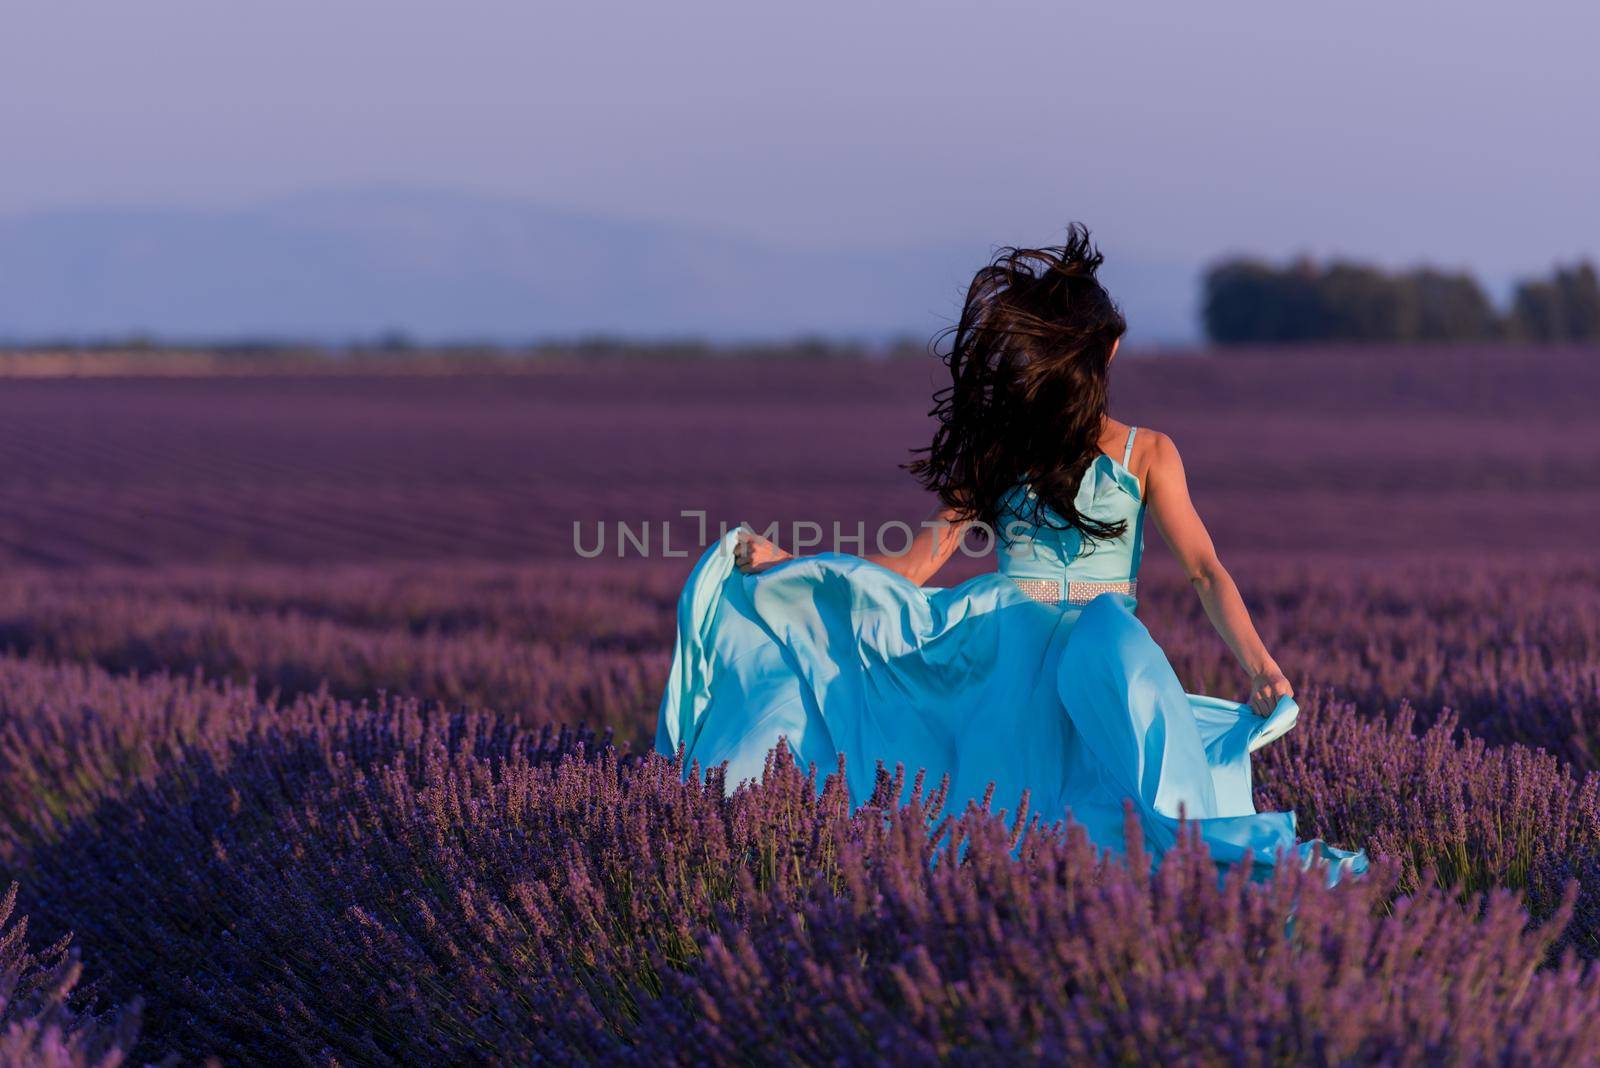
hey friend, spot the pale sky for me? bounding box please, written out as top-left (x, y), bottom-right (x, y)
top-left (3, 1), bottom-right (1596, 291)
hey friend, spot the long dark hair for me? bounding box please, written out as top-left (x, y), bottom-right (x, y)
top-left (906, 224), bottom-right (1128, 543)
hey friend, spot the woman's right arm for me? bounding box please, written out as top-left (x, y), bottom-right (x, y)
top-left (1143, 431), bottom-right (1292, 717)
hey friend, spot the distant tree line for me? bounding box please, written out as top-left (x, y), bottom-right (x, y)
top-left (1203, 257), bottom-right (1600, 344)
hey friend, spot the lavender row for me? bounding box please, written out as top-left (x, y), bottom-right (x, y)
top-left (4, 553), bottom-right (1597, 767)
top-left (2, 348), bottom-right (1600, 567)
top-left (1, 652), bottom-right (1589, 937)
top-left (0, 667), bottom-right (1590, 1061)
top-left (2, 658), bottom-right (1600, 1061)
top-left (0, 579), bottom-right (667, 746)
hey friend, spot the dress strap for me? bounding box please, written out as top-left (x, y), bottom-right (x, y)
top-left (1121, 426), bottom-right (1138, 469)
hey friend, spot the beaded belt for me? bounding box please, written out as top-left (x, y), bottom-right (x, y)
top-left (1010, 577), bottom-right (1138, 606)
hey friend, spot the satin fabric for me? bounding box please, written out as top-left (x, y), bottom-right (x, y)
top-left (657, 534), bottom-right (1365, 884)
top-left (656, 442), bottom-right (1366, 883)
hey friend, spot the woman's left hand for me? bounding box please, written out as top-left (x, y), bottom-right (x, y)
top-left (734, 531), bottom-right (791, 574)
top-left (1247, 665), bottom-right (1293, 717)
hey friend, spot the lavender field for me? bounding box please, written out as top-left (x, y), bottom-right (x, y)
top-left (3, 346), bottom-right (1600, 1064)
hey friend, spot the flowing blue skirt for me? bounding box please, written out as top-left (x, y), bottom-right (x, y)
top-left (657, 531), bottom-right (1366, 884)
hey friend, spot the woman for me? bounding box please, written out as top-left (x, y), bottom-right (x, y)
top-left (657, 226), bottom-right (1365, 882)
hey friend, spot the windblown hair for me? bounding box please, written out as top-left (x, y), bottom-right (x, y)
top-left (907, 224), bottom-right (1128, 543)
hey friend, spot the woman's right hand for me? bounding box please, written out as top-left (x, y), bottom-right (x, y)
top-left (734, 531), bottom-right (791, 574)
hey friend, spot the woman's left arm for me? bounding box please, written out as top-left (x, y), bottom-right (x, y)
top-left (734, 504), bottom-right (971, 586)
top-left (1143, 431), bottom-right (1292, 716)
top-left (865, 505), bottom-right (971, 584)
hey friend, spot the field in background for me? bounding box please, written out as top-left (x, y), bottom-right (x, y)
top-left (3, 343), bottom-right (1598, 567)
top-left (4, 343), bottom-right (1600, 1062)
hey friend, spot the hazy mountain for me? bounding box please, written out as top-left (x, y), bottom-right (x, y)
top-left (0, 188), bottom-right (1199, 344)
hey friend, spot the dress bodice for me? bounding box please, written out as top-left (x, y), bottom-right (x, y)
top-left (995, 427), bottom-right (1146, 605)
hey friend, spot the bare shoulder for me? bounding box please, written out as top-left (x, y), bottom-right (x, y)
top-left (1133, 427), bottom-right (1180, 477)
top-left (1136, 426), bottom-right (1176, 454)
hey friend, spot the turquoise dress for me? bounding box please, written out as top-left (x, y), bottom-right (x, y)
top-left (657, 428), bottom-right (1366, 883)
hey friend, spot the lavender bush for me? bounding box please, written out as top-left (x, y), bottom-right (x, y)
top-left (0, 656), bottom-right (1595, 1061)
top-left (0, 566), bottom-right (670, 744)
top-left (4, 553), bottom-right (1598, 767)
top-left (1253, 696), bottom-right (1600, 897)
top-left (4, 666), bottom-right (1599, 1064)
top-left (1, 882), bottom-right (140, 1068)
